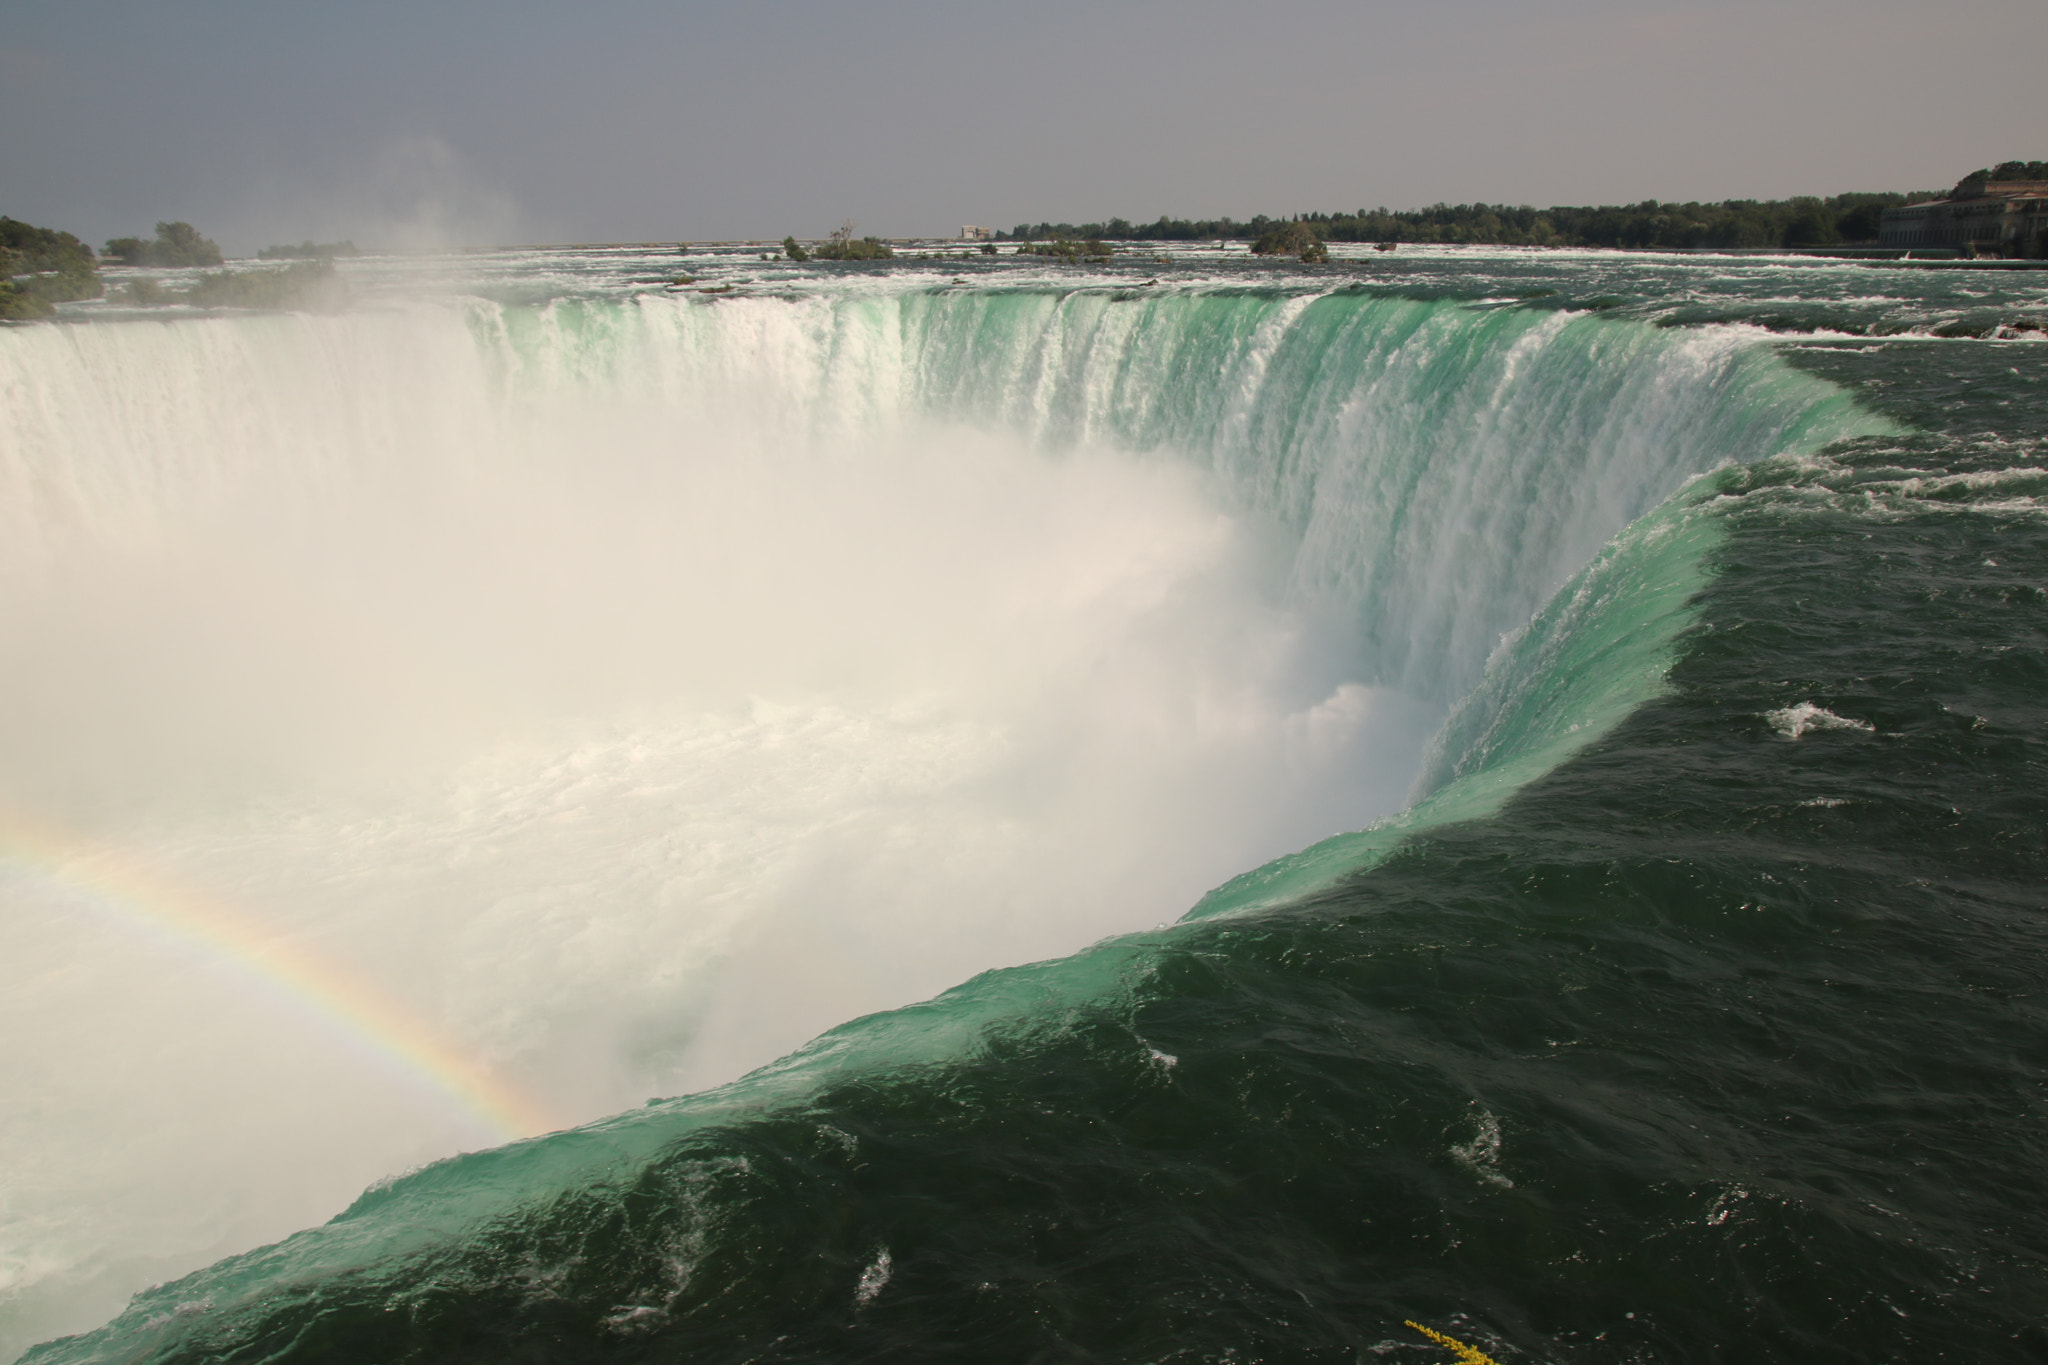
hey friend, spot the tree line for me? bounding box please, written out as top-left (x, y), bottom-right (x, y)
top-left (998, 191), bottom-right (1943, 251)
top-left (0, 217), bottom-right (101, 319)
top-left (104, 221), bottom-right (224, 267)
top-left (782, 223), bottom-right (895, 261)
top-left (2, 217), bottom-right (353, 318)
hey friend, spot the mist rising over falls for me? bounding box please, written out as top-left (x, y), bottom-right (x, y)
top-left (0, 282), bottom-right (1875, 1355)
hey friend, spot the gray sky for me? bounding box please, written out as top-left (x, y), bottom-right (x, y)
top-left (4, 0), bottom-right (2043, 253)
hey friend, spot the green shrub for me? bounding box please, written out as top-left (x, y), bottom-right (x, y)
top-left (1, 216), bottom-right (103, 312)
top-left (119, 278), bottom-right (172, 307)
top-left (104, 222), bottom-right (223, 268)
top-left (183, 260), bottom-right (347, 311)
top-left (812, 237), bottom-right (893, 261)
top-left (810, 222), bottom-right (894, 261)
top-left (1016, 237), bottom-right (1111, 262)
top-left (0, 281), bottom-right (54, 320)
top-left (1250, 221), bottom-right (1323, 258)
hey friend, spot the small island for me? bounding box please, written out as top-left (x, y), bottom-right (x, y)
top-left (1, 214), bottom-right (355, 316)
top-left (789, 223), bottom-right (894, 261)
top-left (0, 217), bottom-right (102, 319)
top-left (1014, 236), bottom-right (1114, 263)
top-left (1249, 221), bottom-right (1327, 262)
top-left (104, 222), bottom-right (224, 268)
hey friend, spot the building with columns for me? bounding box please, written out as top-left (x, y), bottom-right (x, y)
top-left (1880, 176), bottom-right (2048, 257)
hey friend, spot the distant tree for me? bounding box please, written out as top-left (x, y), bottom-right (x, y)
top-left (119, 277), bottom-right (172, 307)
top-left (0, 278), bottom-right (50, 319)
top-left (0, 215), bottom-right (102, 317)
top-left (104, 222), bottom-right (223, 268)
top-left (1015, 236), bottom-right (1112, 262)
top-left (988, 185), bottom-right (1951, 254)
top-left (782, 236), bottom-right (810, 262)
top-left (182, 259), bottom-right (345, 310)
top-left (810, 222), bottom-right (893, 261)
top-left (1831, 195), bottom-right (1900, 242)
top-left (1250, 220), bottom-right (1322, 259)
top-left (1017, 239), bottom-right (1079, 260)
top-left (157, 221), bottom-right (220, 265)
top-left (1985, 160), bottom-right (2048, 182)
top-left (1782, 197), bottom-right (1840, 247)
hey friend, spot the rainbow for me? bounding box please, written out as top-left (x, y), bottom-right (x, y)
top-left (0, 803), bottom-right (562, 1142)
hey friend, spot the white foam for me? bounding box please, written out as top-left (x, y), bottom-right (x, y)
top-left (1765, 703), bottom-right (1875, 740)
top-left (0, 306), bottom-right (1436, 1354)
top-left (1451, 1109), bottom-right (1513, 1189)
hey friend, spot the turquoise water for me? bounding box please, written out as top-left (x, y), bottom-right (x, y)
top-left (6, 245), bottom-right (2044, 1362)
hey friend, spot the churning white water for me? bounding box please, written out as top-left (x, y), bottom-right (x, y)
top-left (0, 299), bottom-right (1430, 1354)
top-left (0, 267), bottom-right (1871, 1357)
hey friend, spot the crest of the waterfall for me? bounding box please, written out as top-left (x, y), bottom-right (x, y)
top-left (0, 286), bottom-right (1880, 1359)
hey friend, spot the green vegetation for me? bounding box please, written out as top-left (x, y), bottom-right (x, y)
top-left (999, 184), bottom-right (1971, 251)
top-left (256, 240), bottom-right (359, 260)
top-left (1250, 221), bottom-right (1327, 262)
top-left (1950, 161), bottom-right (2048, 200)
top-left (1015, 236), bottom-right (1113, 262)
top-left (782, 236), bottom-right (810, 262)
top-left (113, 259), bottom-right (348, 311)
top-left (1292, 193), bottom-right (1928, 249)
top-left (1, 216), bottom-right (102, 319)
top-left (809, 223), bottom-right (894, 261)
top-left (104, 221), bottom-right (223, 268)
top-left (118, 277), bottom-right (172, 307)
top-left (5, 216), bottom-right (340, 319)
top-left (813, 238), bottom-right (893, 260)
top-left (1006, 215), bottom-right (1251, 244)
top-left (1, 280), bottom-right (53, 320)
top-left (182, 260), bottom-right (346, 310)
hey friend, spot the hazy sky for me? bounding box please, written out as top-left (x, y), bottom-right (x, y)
top-left (4, 0), bottom-right (2044, 252)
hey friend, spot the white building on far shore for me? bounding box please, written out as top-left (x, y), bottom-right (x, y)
top-left (1880, 177), bottom-right (2048, 257)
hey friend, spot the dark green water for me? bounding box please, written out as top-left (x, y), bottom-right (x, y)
top-left (20, 255), bottom-right (2048, 1364)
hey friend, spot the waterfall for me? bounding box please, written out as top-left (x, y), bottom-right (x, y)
top-left (0, 285), bottom-right (1880, 1359)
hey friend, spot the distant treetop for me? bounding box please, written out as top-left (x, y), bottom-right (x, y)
top-left (808, 222), bottom-right (893, 261)
top-left (105, 222), bottom-right (223, 268)
top-left (999, 187), bottom-right (1958, 251)
top-left (1, 215), bottom-right (102, 319)
top-left (1980, 160), bottom-right (2048, 183)
top-left (1250, 221), bottom-right (1327, 262)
